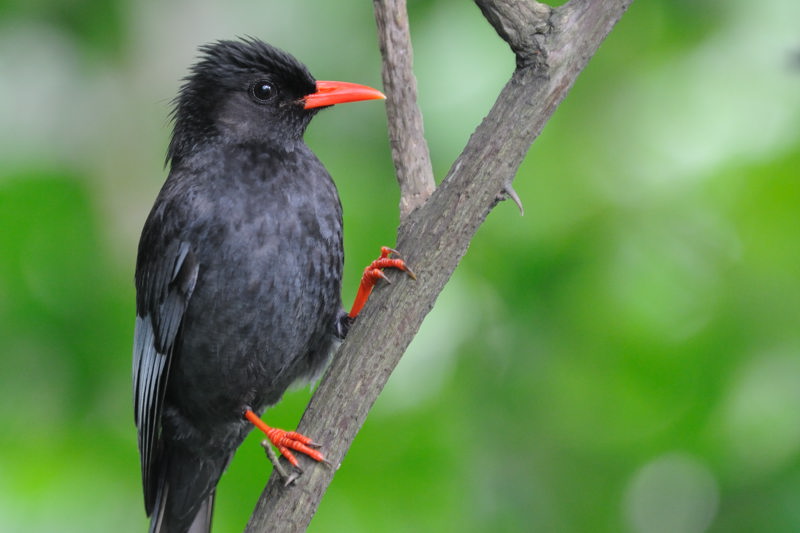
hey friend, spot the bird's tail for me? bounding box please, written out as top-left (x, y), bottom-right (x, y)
top-left (186, 495), bottom-right (215, 533)
top-left (148, 446), bottom-right (224, 533)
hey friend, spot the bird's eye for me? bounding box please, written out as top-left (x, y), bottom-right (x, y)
top-left (250, 80), bottom-right (275, 102)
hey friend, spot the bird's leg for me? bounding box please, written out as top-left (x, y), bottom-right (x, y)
top-left (348, 246), bottom-right (416, 318)
top-left (243, 409), bottom-right (325, 470)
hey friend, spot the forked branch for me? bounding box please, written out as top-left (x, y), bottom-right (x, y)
top-left (245, 1), bottom-right (633, 531)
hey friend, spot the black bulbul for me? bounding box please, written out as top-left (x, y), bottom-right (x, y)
top-left (133, 37), bottom-right (412, 533)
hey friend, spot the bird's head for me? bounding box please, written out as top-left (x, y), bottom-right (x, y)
top-left (167, 37), bottom-right (385, 167)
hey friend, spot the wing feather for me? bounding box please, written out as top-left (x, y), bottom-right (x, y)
top-left (133, 240), bottom-right (198, 513)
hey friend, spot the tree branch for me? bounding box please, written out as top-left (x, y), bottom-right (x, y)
top-left (372, 0), bottom-right (436, 218)
top-left (245, 0), bottom-right (633, 531)
top-left (475, 0), bottom-right (553, 69)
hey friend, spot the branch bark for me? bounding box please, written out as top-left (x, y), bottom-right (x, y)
top-left (372, 0), bottom-right (436, 217)
top-left (245, 0), bottom-right (633, 531)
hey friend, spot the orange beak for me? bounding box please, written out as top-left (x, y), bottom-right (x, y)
top-left (303, 80), bottom-right (386, 110)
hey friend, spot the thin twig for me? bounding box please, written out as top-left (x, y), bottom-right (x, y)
top-left (372, 0), bottom-right (436, 218)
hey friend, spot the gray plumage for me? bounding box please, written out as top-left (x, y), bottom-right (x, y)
top-left (133, 38), bottom-right (350, 532)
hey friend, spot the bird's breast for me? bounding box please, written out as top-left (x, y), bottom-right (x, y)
top-left (171, 146), bottom-right (344, 416)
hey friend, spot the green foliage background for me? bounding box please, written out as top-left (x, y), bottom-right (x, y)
top-left (1, 0), bottom-right (798, 531)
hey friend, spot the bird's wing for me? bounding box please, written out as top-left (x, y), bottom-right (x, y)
top-left (133, 239), bottom-right (198, 512)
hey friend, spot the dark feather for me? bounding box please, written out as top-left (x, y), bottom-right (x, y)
top-left (133, 241), bottom-right (198, 512)
top-left (134, 38), bottom-right (347, 532)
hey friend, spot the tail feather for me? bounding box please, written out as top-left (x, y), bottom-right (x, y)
top-left (187, 493), bottom-right (215, 533)
top-left (148, 446), bottom-right (224, 533)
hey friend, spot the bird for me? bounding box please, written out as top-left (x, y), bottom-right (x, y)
top-left (132, 37), bottom-right (413, 533)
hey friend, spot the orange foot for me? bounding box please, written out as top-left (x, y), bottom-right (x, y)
top-left (244, 409), bottom-right (324, 467)
top-left (349, 246), bottom-right (416, 318)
